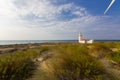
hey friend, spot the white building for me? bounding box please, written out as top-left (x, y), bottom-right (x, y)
top-left (78, 32), bottom-right (94, 44)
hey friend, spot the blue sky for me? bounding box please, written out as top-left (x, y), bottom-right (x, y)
top-left (0, 0), bottom-right (120, 40)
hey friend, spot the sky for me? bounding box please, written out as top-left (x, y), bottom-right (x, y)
top-left (0, 0), bottom-right (120, 40)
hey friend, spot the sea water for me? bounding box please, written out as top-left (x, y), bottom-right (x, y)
top-left (0, 40), bottom-right (77, 45)
top-left (0, 40), bottom-right (120, 45)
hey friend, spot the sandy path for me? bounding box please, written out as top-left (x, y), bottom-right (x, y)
top-left (28, 51), bottom-right (53, 80)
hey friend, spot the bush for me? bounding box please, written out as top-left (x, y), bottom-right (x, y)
top-left (110, 50), bottom-right (120, 63)
top-left (90, 43), bottom-right (113, 59)
top-left (40, 46), bottom-right (50, 53)
top-left (0, 49), bottom-right (39, 80)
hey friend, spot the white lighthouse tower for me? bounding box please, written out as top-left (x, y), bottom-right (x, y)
top-left (79, 32), bottom-right (82, 40)
top-left (78, 32), bottom-right (86, 43)
top-left (78, 32), bottom-right (94, 44)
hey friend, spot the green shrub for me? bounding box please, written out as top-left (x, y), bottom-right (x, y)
top-left (110, 50), bottom-right (120, 63)
top-left (0, 49), bottom-right (39, 80)
top-left (114, 42), bottom-right (120, 49)
top-left (90, 43), bottom-right (113, 59)
top-left (40, 46), bottom-right (50, 53)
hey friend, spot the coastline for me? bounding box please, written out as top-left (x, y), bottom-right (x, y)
top-left (1, 40), bottom-right (120, 45)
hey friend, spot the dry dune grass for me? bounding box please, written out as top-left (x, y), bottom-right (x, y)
top-left (0, 42), bottom-right (120, 80)
top-left (31, 44), bottom-right (116, 80)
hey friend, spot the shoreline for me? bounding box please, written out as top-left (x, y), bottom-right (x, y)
top-left (1, 40), bottom-right (120, 45)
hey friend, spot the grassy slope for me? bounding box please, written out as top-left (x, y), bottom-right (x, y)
top-left (0, 42), bottom-right (120, 80)
top-left (30, 42), bottom-right (120, 80)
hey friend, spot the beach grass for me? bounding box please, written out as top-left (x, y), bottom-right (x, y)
top-left (30, 44), bottom-right (117, 80)
top-left (0, 46), bottom-right (50, 80)
top-left (0, 42), bottom-right (120, 80)
top-left (110, 50), bottom-right (120, 63)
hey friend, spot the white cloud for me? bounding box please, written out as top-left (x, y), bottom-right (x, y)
top-left (0, 0), bottom-right (19, 19)
top-left (11, 0), bottom-right (98, 29)
top-left (13, 0), bottom-right (88, 20)
top-left (0, 0), bottom-right (109, 40)
top-left (0, 0), bottom-right (97, 26)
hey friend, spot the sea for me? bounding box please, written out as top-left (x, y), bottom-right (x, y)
top-left (0, 40), bottom-right (120, 45)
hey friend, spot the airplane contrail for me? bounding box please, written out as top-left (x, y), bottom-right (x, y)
top-left (104, 0), bottom-right (115, 14)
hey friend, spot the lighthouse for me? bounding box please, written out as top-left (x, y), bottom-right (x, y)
top-left (79, 32), bottom-right (82, 40)
top-left (78, 32), bottom-right (94, 44)
top-left (78, 32), bottom-right (83, 43)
